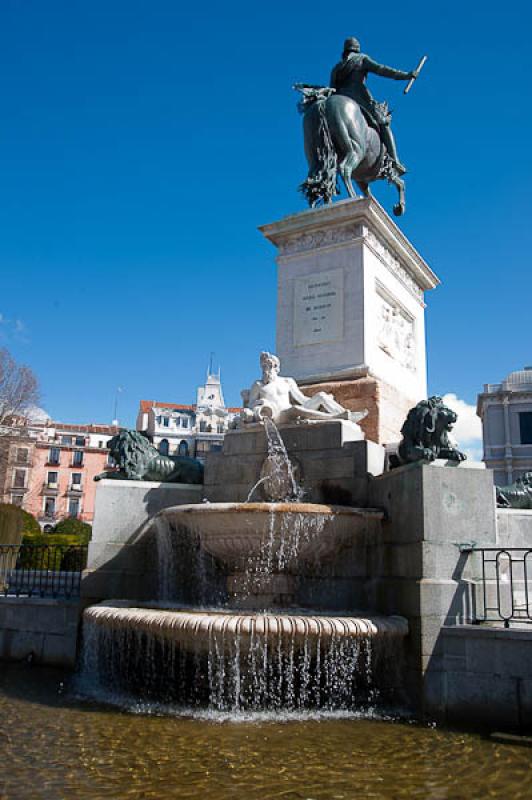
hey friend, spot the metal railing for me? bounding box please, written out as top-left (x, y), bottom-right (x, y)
top-left (468, 548), bottom-right (532, 628)
top-left (0, 544), bottom-right (88, 599)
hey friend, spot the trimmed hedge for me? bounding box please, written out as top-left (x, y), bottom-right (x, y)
top-left (52, 518), bottom-right (92, 543)
top-left (19, 532), bottom-right (88, 570)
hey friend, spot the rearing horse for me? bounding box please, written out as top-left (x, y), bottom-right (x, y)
top-left (298, 87), bottom-right (406, 216)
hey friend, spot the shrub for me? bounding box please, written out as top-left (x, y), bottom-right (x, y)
top-left (20, 508), bottom-right (41, 536)
top-left (18, 532), bottom-right (88, 570)
top-left (0, 503), bottom-right (39, 544)
top-left (52, 518), bottom-right (92, 543)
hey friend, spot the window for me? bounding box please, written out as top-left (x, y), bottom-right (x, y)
top-left (61, 435), bottom-right (73, 445)
top-left (11, 494), bottom-right (23, 507)
top-left (182, 418), bottom-right (188, 429)
top-left (13, 469), bottom-right (26, 488)
top-left (16, 448), bottom-right (29, 464)
top-left (163, 417), bottom-right (170, 428)
top-left (175, 417), bottom-right (181, 427)
top-left (71, 473), bottom-right (82, 488)
top-left (49, 447), bottom-right (60, 465)
top-left (75, 436), bottom-right (85, 446)
top-left (156, 415), bottom-right (162, 425)
top-left (195, 441), bottom-right (209, 454)
top-left (44, 497), bottom-right (56, 517)
top-left (68, 498), bottom-right (80, 518)
top-left (47, 471), bottom-right (58, 487)
top-left (217, 423), bottom-right (225, 434)
top-left (159, 439), bottom-right (169, 456)
top-left (98, 440), bottom-right (104, 448)
top-left (519, 412), bottom-right (532, 445)
top-left (199, 420), bottom-right (207, 433)
top-left (178, 440), bottom-right (189, 457)
top-left (72, 451), bottom-right (83, 467)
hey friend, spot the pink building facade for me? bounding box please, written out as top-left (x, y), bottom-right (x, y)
top-left (1, 421), bottom-right (117, 530)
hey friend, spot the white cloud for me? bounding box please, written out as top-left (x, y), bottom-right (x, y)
top-left (26, 405), bottom-right (50, 423)
top-left (442, 393), bottom-right (483, 464)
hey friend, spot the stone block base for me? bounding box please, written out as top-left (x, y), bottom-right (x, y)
top-left (301, 374), bottom-right (418, 445)
top-left (82, 479), bottom-right (204, 602)
top-left (204, 420), bottom-right (385, 505)
top-left (0, 597), bottom-right (81, 668)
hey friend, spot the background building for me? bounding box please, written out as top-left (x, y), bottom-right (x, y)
top-left (0, 419), bottom-right (117, 530)
top-left (136, 370), bottom-right (240, 461)
top-left (477, 366), bottom-right (532, 484)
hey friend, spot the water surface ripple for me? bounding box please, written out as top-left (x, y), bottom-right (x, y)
top-left (0, 665), bottom-right (531, 800)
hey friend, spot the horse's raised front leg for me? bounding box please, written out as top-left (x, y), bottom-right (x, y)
top-left (339, 145), bottom-right (363, 200)
top-left (390, 175), bottom-right (405, 216)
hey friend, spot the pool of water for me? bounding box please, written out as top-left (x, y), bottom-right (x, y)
top-left (0, 664), bottom-right (531, 800)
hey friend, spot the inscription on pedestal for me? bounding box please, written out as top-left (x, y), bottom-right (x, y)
top-left (293, 268), bottom-right (344, 347)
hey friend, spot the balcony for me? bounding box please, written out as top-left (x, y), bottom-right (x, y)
top-left (42, 483), bottom-right (59, 495)
top-left (39, 512), bottom-right (57, 523)
top-left (66, 485), bottom-right (83, 494)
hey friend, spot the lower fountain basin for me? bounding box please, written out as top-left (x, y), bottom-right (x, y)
top-left (84, 602), bottom-right (408, 655)
top-left (82, 602), bottom-right (408, 710)
top-left (163, 502), bottom-right (384, 572)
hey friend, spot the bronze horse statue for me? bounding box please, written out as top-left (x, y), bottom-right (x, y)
top-left (296, 86), bottom-right (406, 216)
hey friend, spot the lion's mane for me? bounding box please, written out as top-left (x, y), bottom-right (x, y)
top-left (108, 430), bottom-right (159, 480)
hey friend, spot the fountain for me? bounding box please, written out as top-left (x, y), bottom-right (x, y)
top-left (81, 352), bottom-right (409, 712)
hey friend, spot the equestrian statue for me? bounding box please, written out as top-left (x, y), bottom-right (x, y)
top-left (295, 38), bottom-right (426, 215)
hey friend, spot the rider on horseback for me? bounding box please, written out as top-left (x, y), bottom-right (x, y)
top-left (330, 38), bottom-right (414, 176)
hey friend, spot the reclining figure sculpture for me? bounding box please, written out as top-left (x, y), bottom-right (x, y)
top-left (237, 351), bottom-right (366, 430)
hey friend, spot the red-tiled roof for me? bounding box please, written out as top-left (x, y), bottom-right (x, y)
top-left (50, 422), bottom-right (119, 434)
top-left (139, 400), bottom-right (196, 413)
top-left (139, 399), bottom-right (242, 414)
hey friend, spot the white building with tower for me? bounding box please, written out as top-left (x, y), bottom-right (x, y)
top-left (136, 370), bottom-right (240, 462)
top-left (477, 366), bottom-right (532, 485)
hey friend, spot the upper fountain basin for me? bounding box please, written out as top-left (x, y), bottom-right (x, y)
top-left (162, 502), bottom-right (385, 571)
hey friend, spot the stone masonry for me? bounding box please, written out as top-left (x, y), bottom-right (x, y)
top-left (204, 420), bottom-right (385, 506)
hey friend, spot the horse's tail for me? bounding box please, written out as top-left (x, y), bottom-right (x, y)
top-left (300, 99), bottom-right (338, 207)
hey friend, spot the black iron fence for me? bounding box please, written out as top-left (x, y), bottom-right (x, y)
top-left (465, 547), bottom-right (532, 628)
top-left (0, 544), bottom-right (88, 599)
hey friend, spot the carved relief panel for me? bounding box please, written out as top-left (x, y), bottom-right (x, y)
top-left (376, 284), bottom-right (416, 372)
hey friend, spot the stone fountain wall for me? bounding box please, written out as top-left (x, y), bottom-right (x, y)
top-left (203, 419), bottom-right (385, 505)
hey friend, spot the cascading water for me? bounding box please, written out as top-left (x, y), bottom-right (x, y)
top-left (80, 418), bottom-right (408, 714)
top-left (246, 417), bottom-right (303, 503)
top-left (81, 604), bottom-right (407, 711)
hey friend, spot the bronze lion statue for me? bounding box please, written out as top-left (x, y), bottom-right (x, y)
top-left (392, 396), bottom-right (467, 467)
top-left (496, 472), bottom-right (532, 509)
top-left (94, 429), bottom-right (204, 484)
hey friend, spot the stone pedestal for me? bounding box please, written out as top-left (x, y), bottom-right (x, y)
top-left (260, 196), bottom-right (440, 443)
top-left (367, 462), bottom-right (498, 716)
top-left (204, 419), bottom-right (385, 505)
top-left (302, 374), bottom-right (414, 445)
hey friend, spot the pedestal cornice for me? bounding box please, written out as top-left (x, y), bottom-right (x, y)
top-left (259, 196), bottom-right (440, 295)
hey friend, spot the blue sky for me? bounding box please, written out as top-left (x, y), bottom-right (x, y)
top-left (1, 0), bottom-right (531, 434)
